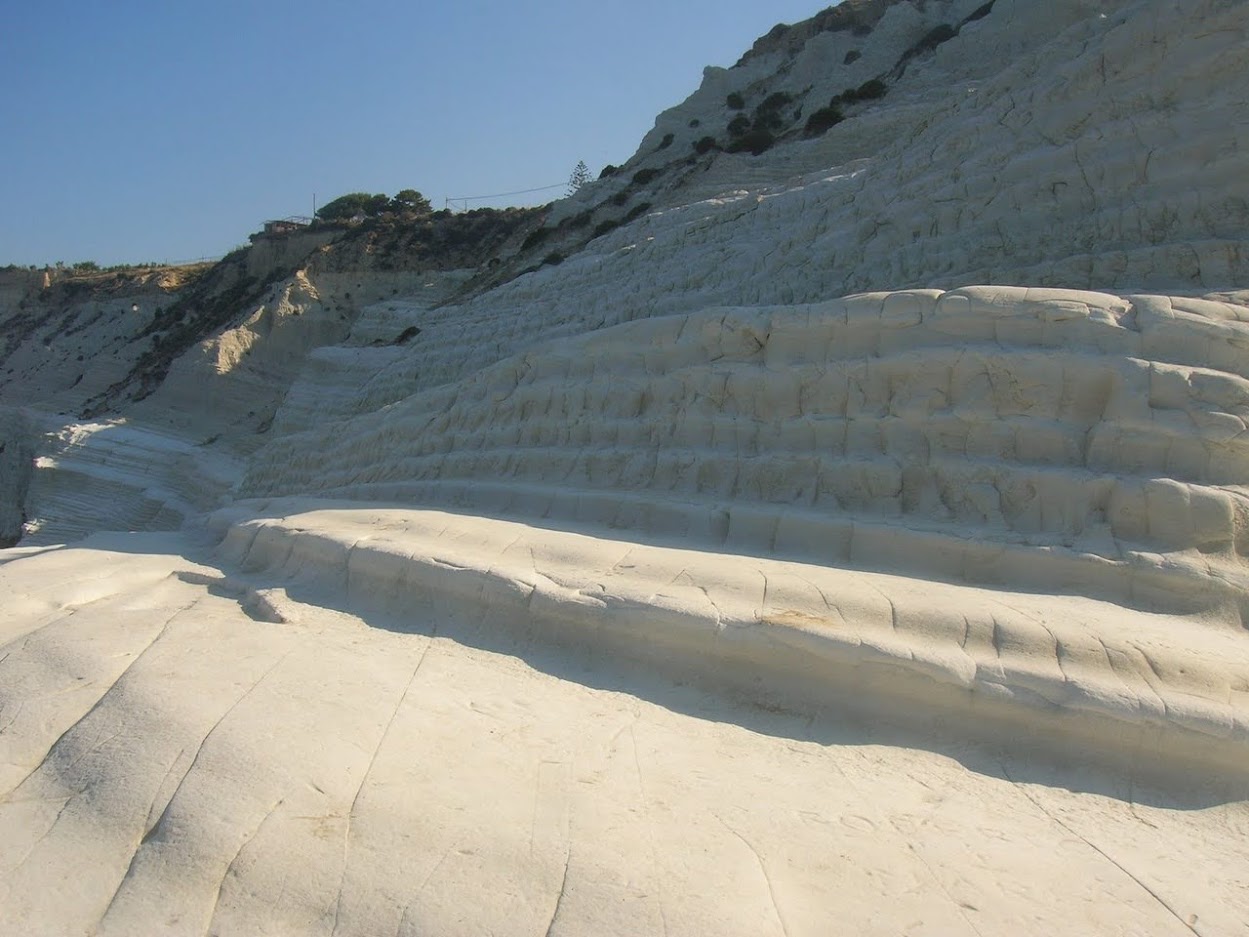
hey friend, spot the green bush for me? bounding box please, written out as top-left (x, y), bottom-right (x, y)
top-left (542, 251), bottom-right (564, 266)
top-left (726, 92), bottom-right (745, 110)
top-left (966, 1), bottom-right (995, 22)
top-left (521, 227), bottom-right (551, 251)
top-left (895, 25), bottom-right (957, 72)
top-left (912, 24), bottom-right (956, 55)
top-left (593, 218), bottom-right (620, 238)
top-left (611, 190), bottom-right (630, 206)
top-left (758, 92), bottom-right (792, 113)
top-left (631, 168), bottom-right (660, 186)
top-left (599, 164), bottom-right (619, 179)
top-left (726, 129), bottom-right (775, 155)
top-left (841, 78), bottom-right (887, 104)
top-left (727, 114), bottom-right (751, 137)
top-left (751, 92), bottom-right (794, 133)
top-left (657, 132), bottom-right (674, 150)
top-left (693, 135), bottom-right (718, 154)
top-left (754, 111), bottom-right (783, 133)
top-left (859, 78), bottom-right (887, 98)
top-left (623, 202), bottom-right (652, 223)
top-left (804, 105), bottom-right (845, 137)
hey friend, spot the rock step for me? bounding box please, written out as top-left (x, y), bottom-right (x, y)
top-left (244, 290), bottom-right (1249, 585)
top-left (211, 502), bottom-right (1249, 782)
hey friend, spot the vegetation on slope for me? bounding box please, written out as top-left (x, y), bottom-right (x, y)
top-left (71, 202), bottom-right (542, 415)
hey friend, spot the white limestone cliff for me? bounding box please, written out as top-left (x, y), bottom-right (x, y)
top-left (3, 1), bottom-right (1249, 934)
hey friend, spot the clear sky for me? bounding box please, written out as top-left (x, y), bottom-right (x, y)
top-left (1, 0), bottom-right (829, 268)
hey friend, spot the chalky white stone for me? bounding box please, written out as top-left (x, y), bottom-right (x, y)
top-left (3, 0), bottom-right (1249, 933)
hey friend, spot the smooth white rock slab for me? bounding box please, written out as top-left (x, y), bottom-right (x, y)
top-left (2, 532), bottom-right (1247, 937)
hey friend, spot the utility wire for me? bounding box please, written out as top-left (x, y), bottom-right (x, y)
top-left (446, 182), bottom-right (566, 203)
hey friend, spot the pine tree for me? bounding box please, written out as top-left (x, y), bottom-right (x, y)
top-left (567, 160), bottom-right (592, 195)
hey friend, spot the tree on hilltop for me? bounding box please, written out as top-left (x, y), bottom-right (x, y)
top-left (317, 190), bottom-right (434, 221)
top-left (567, 160), bottom-right (591, 195)
top-left (390, 189), bottom-right (432, 215)
top-left (317, 192), bottom-right (383, 220)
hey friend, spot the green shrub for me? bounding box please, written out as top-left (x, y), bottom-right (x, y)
top-left (657, 132), bottom-right (674, 150)
top-left (693, 135), bottom-right (718, 154)
top-left (623, 202), bottom-right (652, 223)
top-left (611, 190), bottom-right (630, 206)
top-left (751, 92), bottom-right (794, 132)
top-left (966, 1), bottom-right (995, 22)
top-left (521, 227), bottom-right (551, 250)
top-left (593, 219), bottom-right (620, 238)
top-left (755, 111), bottom-right (783, 132)
top-left (542, 252), bottom-right (564, 266)
top-left (631, 168), bottom-right (660, 186)
top-left (727, 114), bottom-right (751, 137)
top-left (844, 49), bottom-right (861, 64)
top-left (758, 92), bottom-right (793, 113)
top-left (599, 164), bottom-right (619, 179)
top-left (919, 23), bottom-right (957, 50)
top-left (854, 78), bottom-right (887, 100)
top-left (726, 129), bottom-right (775, 155)
top-left (726, 92), bottom-right (745, 110)
top-left (804, 104), bottom-right (845, 136)
top-left (897, 24), bottom-right (957, 69)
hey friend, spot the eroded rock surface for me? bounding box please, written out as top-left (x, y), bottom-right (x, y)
top-left (3, 1), bottom-right (1249, 934)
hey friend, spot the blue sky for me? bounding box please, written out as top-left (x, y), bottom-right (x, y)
top-left (1, 0), bottom-right (827, 267)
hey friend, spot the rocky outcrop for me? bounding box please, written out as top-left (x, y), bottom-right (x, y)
top-left (735, 0), bottom-right (904, 65)
top-left (0, 409), bottom-right (33, 546)
top-left (242, 287), bottom-right (1249, 619)
top-left (545, 0), bottom-right (1248, 296)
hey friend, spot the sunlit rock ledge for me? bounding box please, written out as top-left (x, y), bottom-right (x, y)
top-left (4, 0), bottom-right (1249, 931)
top-left (243, 287), bottom-right (1249, 622)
